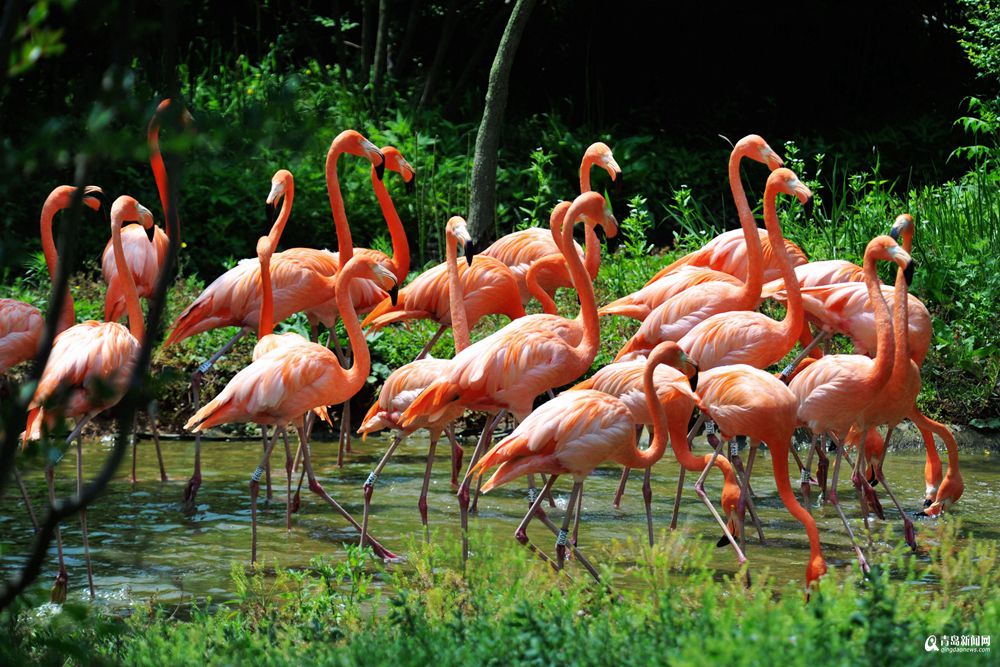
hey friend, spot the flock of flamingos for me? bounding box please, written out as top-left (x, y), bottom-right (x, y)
top-left (1, 99), bottom-right (965, 602)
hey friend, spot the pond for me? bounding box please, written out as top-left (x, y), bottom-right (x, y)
top-left (2, 428), bottom-right (997, 607)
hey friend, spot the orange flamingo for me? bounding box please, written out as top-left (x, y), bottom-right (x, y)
top-left (24, 195), bottom-right (153, 602)
top-left (470, 343), bottom-right (710, 580)
top-left (617, 168), bottom-right (810, 365)
top-left (481, 142), bottom-right (620, 306)
top-left (0, 185), bottom-right (102, 372)
top-left (601, 134), bottom-right (782, 321)
top-left (398, 192), bottom-right (616, 561)
top-left (357, 216), bottom-right (477, 544)
top-left (101, 99), bottom-right (190, 321)
top-left (166, 130), bottom-right (387, 503)
top-left (693, 363), bottom-right (828, 588)
top-left (788, 235), bottom-right (912, 572)
top-left (184, 254), bottom-right (400, 563)
top-left (569, 354), bottom-right (743, 557)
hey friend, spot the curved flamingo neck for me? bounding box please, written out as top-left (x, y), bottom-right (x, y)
top-left (560, 199), bottom-right (600, 366)
top-left (548, 202), bottom-right (570, 251)
top-left (258, 250), bottom-right (274, 338)
top-left (891, 260), bottom-right (911, 378)
top-left (861, 248), bottom-right (895, 390)
top-left (729, 147), bottom-right (764, 300)
top-left (626, 360), bottom-right (671, 468)
top-left (761, 184), bottom-right (802, 351)
top-left (326, 142), bottom-right (353, 266)
top-left (445, 231), bottom-right (471, 352)
top-left (147, 116), bottom-right (171, 237)
top-left (112, 218), bottom-right (145, 341)
top-left (267, 180), bottom-right (294, 249)
top-left (524, 253), bottom-right (561, 315)
top-left (372, 168), bottom-right (410, 282)
top-left (40, 195), bottom-right (75, 332)
top-left (334, 262), bottom-right (371, 387)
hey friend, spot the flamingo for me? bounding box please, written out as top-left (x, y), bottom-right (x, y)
top-left (600, 134), bottom-right (782, 321)
top-left (569, 354), bottom-right (743, 558)
top-left (356, 216), bottom-right (477, 545)
top-left (101, 98), bottom-right (190, 321)
top-left (24, 195), bottom-right (153, 602)
top-left (165, 130), bottom-right (387, 504)
top-left (469, 342), bottom-right (708, 580)
top-left (0, 185), bottom-right (103, 373)
top-left (481, 141), bottom-right (621, 306)
top-left (184, 253), bottom-right (400, 563)
top-left (692, 363), bottom-right (828, 589)
top-left (398, 192), bottom-right (617, 562)
top-left (788, 235), bottom-right (912, 572)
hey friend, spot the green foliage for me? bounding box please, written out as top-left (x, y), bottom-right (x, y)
top-left (955, 0), bottom-right (1000, 88)
top-left (1, 522), bottom-right (997, 665)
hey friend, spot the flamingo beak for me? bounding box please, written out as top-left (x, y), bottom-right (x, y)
top-left (464, 240), bottom-right (475, 267)
top-left (802, 195), bottom-right (814, 219)
top-left (688, 363), bottom-right (699, 393)
top-left (889, 223), bottom-right (903, 242)
top-left (405, 173), bottom-right (416, 195)
top-left (146, 225), bottom-right (156, 242)
top-left (367, 144), bottom-right (386, 181)
top-left (765, 149), bottom-right (784, 170)
top-left (903, 258), bottom-right (915, 286)
top-left (389, 282), bottom-right (399, 306)
top-left (265, 201), bottom-right (277, 228)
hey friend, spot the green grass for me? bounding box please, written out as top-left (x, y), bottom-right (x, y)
top-left (2, 521), bottom-right (996, 666)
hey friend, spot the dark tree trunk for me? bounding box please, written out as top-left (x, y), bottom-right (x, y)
top-left (418, 0), bottom-right (461, 110)
top-left (371, 0), bottom-right (389, 90)
top-left (467, 0), bottom-right (538, 244)
top-left (361, 0), bottom-right (376, 76)
top-left (444, 8), bottom-right (509, 111)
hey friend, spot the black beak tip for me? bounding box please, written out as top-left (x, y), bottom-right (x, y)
top-left (265, 202), bottom-right (277, 227)
top-left (889, 224), bottom-right (902, 242)
top-left (145, 225), bottom-right (156, 242)
top-left (389, 283), bottom-right (399, 306)
top-left (405, 175), bottom-right (416, 195)
top-left (914, 510), bottom-right (930, 518)
top-left (716, 534), bottom-right (730, 548)
top-left (688, 365), bottom-right (699, 393)
top-left (606, 228), bottom-right (621, 254)
top-left (803, 195), bottom-right (814, 219)
top-left (464, 243), bottom-right (475, 267)
top-left (923, 497), bottom-right (933, 508)
top-left (903, 259), bottom-right (915, 286)
top-left (614, 172), bottom-right (623, 195)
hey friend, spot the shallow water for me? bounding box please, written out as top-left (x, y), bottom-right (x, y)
top-left (1, 429), bottom-right (997, 608)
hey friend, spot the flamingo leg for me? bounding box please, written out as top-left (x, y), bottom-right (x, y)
top-left (642, 467), bottom-right (655, 547)
top-left (670, 414), bottom-right (705, 528)
top-left (296, 424), bottom-right (399, 562)
top-left (458, 411), bottom-right (505, 565)
top-left (445, 426), bottom-right (463, 489)
top-left (571, 482), bottom-right (584, 548)
top-left (75, 433), bottom-right (95, 598)
top-left (328, 332), bottom-right (353, 466)
top-left (261, 426), bottom-right (273, 502)
top-left (816, 434), bottom-right (830, 499)
top-left (149, 401), bottom-right (168, 482)
top-left (282, 428), bottom-right (294, 531)
top-left (130, 413), bottom-right (139, 484)
top-left (555, 481), bottom-right (581, 569)
top-left (291, 439), bottom-right (306, 515)
top-left (360, 433), bottom-right (406, 547)
top-left (739, 442), bottom-right (765, 546)
top-left (419, 433), bottom-right (439, 541)
top-left (612, 467), bottom-right (631, 509)
top-left (778, 330), bottom-right (829, 382)
top-left (414, 324), bottom-right (447, 362)
top-left (829, 434), bottom-right (870, 572)
top-left (250, 426), bottom-right (282, 564)
top-left (185, 326), bottom-right (251, 505)
top-left (514, 473), bottom-right (560, 569)
top-left (694, 426), bottom-right (746, 565)
top-left (46, 464), bottom-right (68, 603)
top-left (870, 427), bottom-right (917, 550)
top-left (14, 467), bottom-right (39, 532)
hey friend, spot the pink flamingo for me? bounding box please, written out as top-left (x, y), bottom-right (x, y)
top-left (601, 134), bottom-right (782, 321)
top-left (398, 192), bottom-right (616, 562)
top-left (788, 235), bottom-right (912, 572)
top-left (166, 131), bottom-right (387, 503)
top-left (24, 195), bottom-right (153, 602)
top-left (481, 142), bottom-right (621, 306)
top-left (356, 216), bottom-right (477, 544)
top-left (469, 343), bottom-right (714, 580)
top-left (184, 254), bottom-right (400, 563)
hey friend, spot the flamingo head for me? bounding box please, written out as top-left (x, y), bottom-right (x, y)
top-left (768, 168), bottom-right (813, 216)
top-left (887, 243), bottom-right (915, 286)
top-left (446, 216), bottom-right (474, 267)
top-left (266, 169), bottom-right (293, 226)
top-left (736, 134), bottom-right (784, 170)
top-left (918, 471), bottom-right (964, 517)
top-left (334, 130), bottom-right (385, 179)
top-left (112, 196), bottom-right (154, 240)
top-left (889, 213), bottom-right (915, 252)
top-left (81, 185), bottom-right (107, 213)
top-left (646, 341), bottom-right (699, 392)
top-left (571, 191), bottom-right (618, 240)
top-left (584, 141), bottom-right (622, 193)
top-left (806, 553), bottom-right (829, 587)
top-left (380, 146), bottom-right (416, 194)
